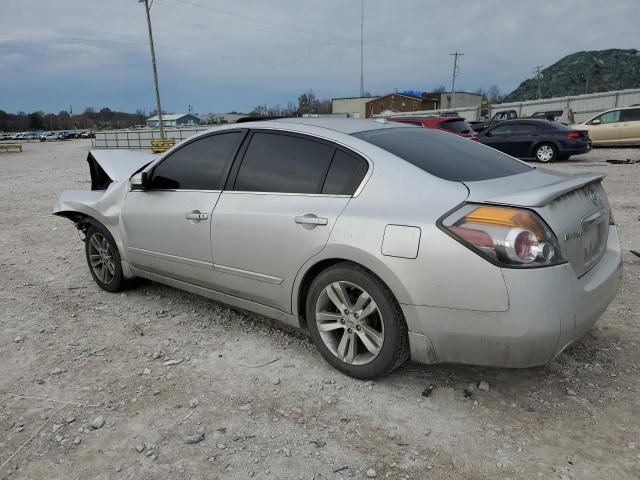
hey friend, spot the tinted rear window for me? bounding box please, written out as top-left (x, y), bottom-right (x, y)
top-left (353, 127), bottom-right (532, 181)
top-left (441, 119), bottom-right (473, 133)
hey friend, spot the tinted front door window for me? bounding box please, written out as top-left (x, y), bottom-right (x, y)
top-left (150, 132), bottom-right (243, 190)
top-left (234, 133), bottom-right (334, 193)
top-left (488, 124), bottom-right (513, 135)
top-left (594, 111), bottom-right (621, 124)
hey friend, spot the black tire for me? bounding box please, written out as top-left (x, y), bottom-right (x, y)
top-left (306, 262), bottom-right (409, 379)
top-left (84, 223), bottom-right (124, 292)
top-left (534, 142), bottom-right (557, 163)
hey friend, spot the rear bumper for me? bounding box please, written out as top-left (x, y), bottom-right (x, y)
top-left (558, 141), bottom-right (592, 156)
top-left (405, 226), bottom-right (622, 367)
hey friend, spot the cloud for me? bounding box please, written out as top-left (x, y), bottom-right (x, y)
top-left (1, 0), bottom-right (638, 114)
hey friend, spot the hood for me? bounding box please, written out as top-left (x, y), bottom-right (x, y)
top-left (88, 149), bottom-right (158, 190)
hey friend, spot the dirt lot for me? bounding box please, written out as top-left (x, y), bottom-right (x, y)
top-left (1, 140), bottom-right (639, 480)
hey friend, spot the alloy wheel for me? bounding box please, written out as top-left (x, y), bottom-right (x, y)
top-left (88, 233), bottom-right (116, 285)
top-left (315, 281), bottom-right (385, 365)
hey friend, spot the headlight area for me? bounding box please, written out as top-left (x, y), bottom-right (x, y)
top-left (440, 204), bottom-right (565, 268)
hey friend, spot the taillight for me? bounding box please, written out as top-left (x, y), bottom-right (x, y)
top-left (567, 131), bottom-right (580, 140)
top-left (441, 204), bottom-right (564, 268)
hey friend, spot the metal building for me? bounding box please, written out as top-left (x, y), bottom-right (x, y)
top-left (145, 114), bottom-right (200, 128)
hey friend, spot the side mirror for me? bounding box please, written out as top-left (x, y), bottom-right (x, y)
top-left (484, 131), bottom-right (492, 137)
top-left (130, 171), bottom-right (148, 190)
top-left (591, 119), bottom-right (601, 125)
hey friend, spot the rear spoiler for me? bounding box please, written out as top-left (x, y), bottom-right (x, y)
top-left (466, 171), bottom-right (606, 207)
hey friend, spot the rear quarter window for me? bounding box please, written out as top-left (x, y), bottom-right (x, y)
top-left (353, 127), bottom-right (532, 182)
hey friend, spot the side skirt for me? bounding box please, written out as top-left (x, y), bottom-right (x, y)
top-left (130, 266), bottom-right (302, 330)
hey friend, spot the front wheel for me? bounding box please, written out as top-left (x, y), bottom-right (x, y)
top-left (534, 143), bottom-right (557, 163)
top-left (85, 223), bottom-right (124, 292)
top-left (306, 263), bottom-right (409, 379)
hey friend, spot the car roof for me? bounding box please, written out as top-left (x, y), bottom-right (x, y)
top-left (257, 117), bottom-right (412, 134)
top-left (390, 116), bottom-right (464, 121)
top-left (600, 105), bottom-right (640, 112)
top-left (507, 118), bottom-right (555, 124)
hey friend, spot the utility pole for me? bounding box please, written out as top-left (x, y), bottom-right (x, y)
top-left (139, 0), bottom-right (165, 139)
top-left (449, 52), bottom-right (463, 109)
top-left (360, 0), bottom-right (365, 97)
top-left (533, 65), bottom-right (544, 99)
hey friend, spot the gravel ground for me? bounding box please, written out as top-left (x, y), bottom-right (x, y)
top-left (1, 140), bottom-right (639, 480)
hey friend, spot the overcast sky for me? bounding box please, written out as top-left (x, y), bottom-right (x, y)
top-left (1, 0), bottom-right (638, 115)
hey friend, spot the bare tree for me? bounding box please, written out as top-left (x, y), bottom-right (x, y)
top-left (487, 85), bottom-right (504, 103)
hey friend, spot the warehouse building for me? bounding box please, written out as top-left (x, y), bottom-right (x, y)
top-left (365, 92), bottom-right (440, 118)
top-left (146, 113), bottom-right (200, 128)
top-left (332, 96), bottom-right (379, 119)
top-left (436, 91), bottom-right (484, 109)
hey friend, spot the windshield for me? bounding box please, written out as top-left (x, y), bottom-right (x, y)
top-left (353, 127), bottom-right (532, 181)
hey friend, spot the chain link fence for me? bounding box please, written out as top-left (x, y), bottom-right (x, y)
top-left (92, 127), bottom-right (212, 149)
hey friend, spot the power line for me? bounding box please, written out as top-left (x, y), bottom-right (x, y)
top-left (449, 52), bottom-right (463, 108)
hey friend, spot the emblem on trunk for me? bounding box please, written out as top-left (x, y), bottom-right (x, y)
top-left (564, 230), bottom-right (583, 241)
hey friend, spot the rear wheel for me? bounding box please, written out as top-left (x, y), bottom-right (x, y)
top-left (534, 143), bottom-right (557, 163)
top-left (306, 263), bottom-right (409, 379)
top-left (85, 223), bottom-right (124, 292)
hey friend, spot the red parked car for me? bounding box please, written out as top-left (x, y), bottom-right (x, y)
top-left (387, 115), bottom-right (479, 141)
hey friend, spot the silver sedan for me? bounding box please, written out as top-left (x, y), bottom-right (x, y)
top-left (54, 118), bottom-right (622, 379)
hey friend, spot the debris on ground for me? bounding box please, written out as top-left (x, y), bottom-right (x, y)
top-left (478, 381), bottom-right (490, 392)
top-left (605, 158), bottom-right (639, 164)
top-left (183, 433), bottom-right (205, 444)
top-left (91, 416), bottom-right (105, 430)
top-left (421, 384), bottom-right (436, 397)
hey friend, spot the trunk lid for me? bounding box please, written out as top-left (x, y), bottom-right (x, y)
top-left (464, 168), bottom-right (611, 277)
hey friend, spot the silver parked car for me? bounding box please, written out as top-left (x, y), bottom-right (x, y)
top-left (54, 118), bottom-right (622, 379)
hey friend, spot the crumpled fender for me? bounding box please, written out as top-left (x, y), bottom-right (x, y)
top-left (53, 180), bottom-right (131, 258)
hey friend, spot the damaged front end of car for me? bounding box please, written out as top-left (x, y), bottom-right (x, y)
top-left (53, 149), bottom-right (158, 272)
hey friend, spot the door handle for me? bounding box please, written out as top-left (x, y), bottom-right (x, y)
top-left (185, 211), bottom-right (208, 221)
top-left (295, 215), bottom-right (328, 226)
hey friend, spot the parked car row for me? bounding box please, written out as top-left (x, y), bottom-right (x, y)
top-left (386, 104), bottom-right (639, 163)
top-left (0, 130), bottom-right (95, 141)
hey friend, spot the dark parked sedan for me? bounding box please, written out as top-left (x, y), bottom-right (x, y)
top-left (479, 119), bottom-right (591, 162)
